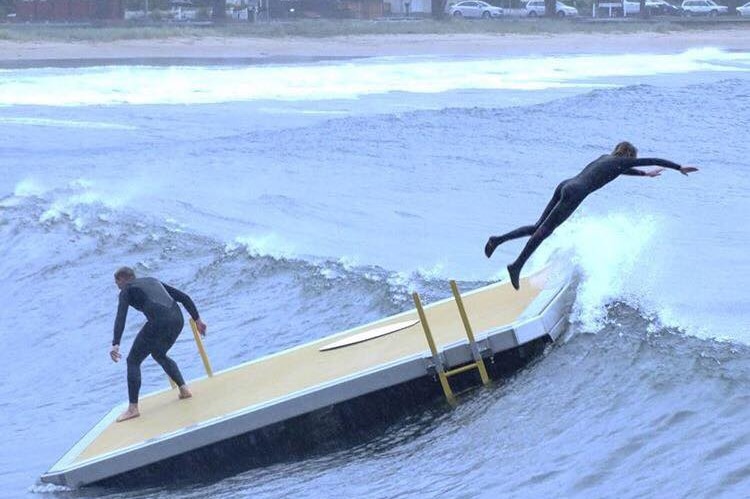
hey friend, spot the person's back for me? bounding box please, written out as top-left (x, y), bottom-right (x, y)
top-left (122, 277), bottom-right (177, 321)
top-left (571, 154), bottom-right (622, 193)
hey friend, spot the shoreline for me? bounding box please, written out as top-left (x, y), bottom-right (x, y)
top-left (1, 27), bottom-right (750, 63)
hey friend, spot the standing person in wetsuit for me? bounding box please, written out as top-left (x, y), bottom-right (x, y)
top-left (484, 141), bottom-right (699, 290)
top-left (109, 266), bottom-right (208, 422)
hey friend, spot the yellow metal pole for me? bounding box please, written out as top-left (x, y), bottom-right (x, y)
top-left (190, 318), bottom-right (213, 377)
top-left (450, 280), bottom-right (490, 386)
top-left (412, 292), bottom-right (456, 407)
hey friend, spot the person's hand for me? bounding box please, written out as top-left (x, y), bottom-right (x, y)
top-left (646, 168), bottom-right (664, 177)
top-left (195, 318), bottom-right (208, 337)
top-left (680, 166), bottom-right (699, 176)
top-left (110, 344), bottom-right (121, 363)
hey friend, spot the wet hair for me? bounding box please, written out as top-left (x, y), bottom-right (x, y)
top-left (114, 266), bottom-right (136, 281)
top-left (612, 141), bottom-right (638, 158)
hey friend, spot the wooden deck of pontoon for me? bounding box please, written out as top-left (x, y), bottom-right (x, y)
top-left (42, 267), bottom-right (573, 487)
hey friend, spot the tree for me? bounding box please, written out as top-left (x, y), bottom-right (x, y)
top-left (639, 0), bottom-right (648, 17)
top-left (433, 0), bottom-right (447, 18)
top-left (544, 0), bottom-right (556, 16)
top-left (0, 0), bottom-right (14, 17)
top-left (213, 0), bottom-right (227, 21)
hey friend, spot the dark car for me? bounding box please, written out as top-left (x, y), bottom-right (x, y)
top-left (645, 0), bottom-right (683, 14)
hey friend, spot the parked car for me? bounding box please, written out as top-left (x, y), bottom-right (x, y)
top-left (165, 0), bottom-right (200, 20)
top-left (680, 0), bottom-right (728, 15)
top-left (450, 1), bottom-right (504, 17)
top-left (621, 0), bottom-right (683, 15)
top-left (645, 0), bottom-right (683, 14)
top-left (738, 0), bottom-right (750, 15)
top-left (622, 0), bottom-right (640, 14)
top-left (525, 0), bottom-right (579, 16)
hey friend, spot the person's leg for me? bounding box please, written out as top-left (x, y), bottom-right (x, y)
top-left (531, 182), bottom-right (566, 229)
top-left (507, 191), bottom-right (582, 290)
top-left (118, 324), bottom-right (152, 422)
top-left (485, 183), bottom-right (564, 258)
top-left (150, 312), bottom-right (191, 399)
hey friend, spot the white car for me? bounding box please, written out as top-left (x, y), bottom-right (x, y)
top-left (450, 1), bottom-right (504, 18)
top-left (622, 0), bottom-right (683, 15)
top-left (622, 0), bottom-right (640, 14)
top-left (738, 1), bottom-right (750, 15)
top-left (525, 0), bottom-right (579, 17)
top-left (680, 0), bottom-right (728, 15)
top-left (645, 0), bottom-right (684, 15)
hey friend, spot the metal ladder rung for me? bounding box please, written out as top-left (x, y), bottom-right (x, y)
top-left (412, 280), bottom-right (491, 407)
top-left (445, 362), bottom-right (480, 378)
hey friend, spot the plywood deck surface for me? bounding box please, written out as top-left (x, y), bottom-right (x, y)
top-left (76, 275), bottom-right (542, 463)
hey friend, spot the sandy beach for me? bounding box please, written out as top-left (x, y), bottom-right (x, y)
top-left (1, 28), bottom-right (749, 63)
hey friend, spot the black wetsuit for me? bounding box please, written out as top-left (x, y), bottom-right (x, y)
top-left (488, 155), bottom-right (682, 288)
top-left (113, 277), bottom-right (200, 404)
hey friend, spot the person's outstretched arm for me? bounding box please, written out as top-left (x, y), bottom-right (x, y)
top-left (628, 157), bottom-right (682, 171)
top-left (622, 167), bottom-right (666, 177)
top-left (618, 157), bottom-right (699, 176)
top-left (163, 283), bottom-right (207, 335)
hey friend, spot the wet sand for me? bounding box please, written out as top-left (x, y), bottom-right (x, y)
top-left (1, 29), bottom-right (749, 65)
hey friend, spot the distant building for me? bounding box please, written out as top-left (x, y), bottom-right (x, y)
top-left (14, 0), bottom-right (124, 21)
top-left (387, 0), bottom-right (430, 14)
top-left (340, 0), bottom-right (385, 17)
top-left (260, 0), bottom-right (390, 18)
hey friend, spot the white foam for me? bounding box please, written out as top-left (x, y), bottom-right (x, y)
top-left (530, 210), bottom-right (744, 341)
top-left (0, 116), bottom-right (136, 129)
top-left (416, 262), bottom-right (447, 280)
top-left (1, 48), bottom-right (747, 106)
top-left (338, 255), bottom-right (360, 271)
top-left (37, 179), bottom-right (130, 223)
top-left (28, 482), bottom-right (72, 494)
top-left (232, 233), bottom-right (295, 260)
top-left (0, 196), bottom-right (20, 207)
top-left (530, 212), bottom-right (660, 332)
top-left (13, 178), bottom-right (46, 197)
top-left (387, 271), bottom-right (412, 289)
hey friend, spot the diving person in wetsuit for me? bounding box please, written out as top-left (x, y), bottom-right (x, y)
top-left (110, 266), bottom-right (208, 422)
top-left (484, 141), bottom-right (699, 290)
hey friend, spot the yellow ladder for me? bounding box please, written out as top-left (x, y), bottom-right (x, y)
top-left (412, 280), bottom-right (490, 407)
top-left (168, 318), bottom-right (213, 388)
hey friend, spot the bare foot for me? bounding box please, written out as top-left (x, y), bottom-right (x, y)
top-left (116, 405), bottom-right (140, 423)
top-left (178, 386), bottom-right (193, 400)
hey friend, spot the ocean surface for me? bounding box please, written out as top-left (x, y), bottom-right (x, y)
top-left (1, 46), bottom-right (749, 498)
